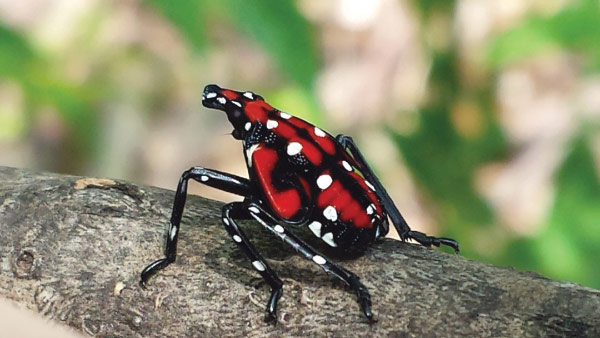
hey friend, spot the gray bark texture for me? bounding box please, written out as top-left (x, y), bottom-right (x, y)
top-left (0, 166), bottom-right (599, 337)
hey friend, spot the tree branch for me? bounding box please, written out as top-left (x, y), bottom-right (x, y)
top-left (1, 166), bottom-right (599, 337)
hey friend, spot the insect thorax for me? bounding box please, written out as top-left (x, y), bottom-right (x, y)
top-left (242, 114), bottom-right (388, 250)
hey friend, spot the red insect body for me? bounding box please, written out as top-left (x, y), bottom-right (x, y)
top-left (252, 146), bottom-right (304, 220)
top-left (140, 84), bottom-right (459, 324)
top-left (209, 86), bottom-right (388, 250)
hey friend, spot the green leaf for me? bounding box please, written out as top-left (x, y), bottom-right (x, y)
top-left (487, 17), bottom-right (558, 68)
top-left (499, 137), bottom-right (600, 290)
top-left (538, 138), bottom-right (600, 288)
top-left (487, 0), bottom-right (600, 70)
top-left (0, 25), bottom-right (36, 79)
top-left (222, 0), bottom-right (319, 90)
top-left (390, 105), bottom-right (502, 231)
top-left (146, 0), bottom-right (207, 51)
top-left (0, 24), bottom-right (100, 169)
top-left (389, 51), bottom-right (505, 239)
top-left (412, 0), bottom-right (456, 18)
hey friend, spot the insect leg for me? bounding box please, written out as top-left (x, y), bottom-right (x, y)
top-left (222, 202), bottom-right (283, 324)
top-left (244, 201), bottom-right (375, 322)
top-left (335, 134), bottom-right (459, 253)
top-left (140, 167), bottom-right (254, 286)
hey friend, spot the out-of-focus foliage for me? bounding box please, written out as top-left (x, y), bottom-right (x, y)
top-left (391, 49), bottom-right (506, 240)
top-left (488, 0), bottom-right (600, 70)
top-left (0, 25), bottom-right (100, 171)
top-left (393, 0), bottom-right (507, 263)
top-left (485, 0), bottom-right (600, 288)
top-left (0, 0), bottom-right (598, 290)
top-left (148, 0), bottom-right (317, 90)
top-left (222, 0), bottom-right (318, 91)
top-left (504, 138), bottom-right (600, 288)
top-left (147, 0), bottom-right (208, 50)
top-left (146, 0), bottom-right (320, 123)
top-left (392, 0), bottom-right (600, 289)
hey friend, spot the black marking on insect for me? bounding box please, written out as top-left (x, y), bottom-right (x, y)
top-left (140, 84), bottom-right (459, 323)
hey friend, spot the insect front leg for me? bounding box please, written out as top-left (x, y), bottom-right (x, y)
top-left (222, 202), bottom-right (283, 324)
top-left (140, 167), bottom-right (253, 286)
top-left (244, 202), bottom-right (375, 322)
top-left (335, 134), bottom-right (459, 253)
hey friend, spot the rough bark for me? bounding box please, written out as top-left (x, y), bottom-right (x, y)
top-left (0, 166), bottom-right (598, 337)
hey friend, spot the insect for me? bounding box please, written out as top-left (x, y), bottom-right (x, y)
top-left (140, 84), bottom-right (459, 323)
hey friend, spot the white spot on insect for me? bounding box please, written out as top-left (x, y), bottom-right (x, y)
top-left (233, 235), bottom-right (242, 243)
top-left (244, 122), bottom-right (251, 131)
top-left (266, 120), bottom-right (278, 129)
top-left (287, 142), bottom-right (303, 156)
top-left (206, 92), bottom-right (217, 99)
top-left (314, 127), bottom-right (326, 137)
top-left (246, 144), bottom-right (259, 166)
top-left (316, 174), bottom-right (333, 190)
top-left (342, 160), bottom-right (353, 172)
top-left (243, 92), bottom-right (254, 99)
top-left (322, 232), bottom-right (337, 247)
top-left (308, 221), bottom-right (322, 237)
top-left (365, 180), bottom-right (376, 191)
top-left (252, 260), bottom-right (266, 271)
top-left (223, 218), bottom-right (230, 226)
top-left (280, 112), bottom-right (291, 119)
top-left (323, 206), bottom-right (338, 221)
top-left (170, 226), bottom-right (177, 239)
top-left (375, 226), bottom-right (381, 238)
top-left (248, 206), bottom-right (259, 214)
top-left (366, 204), bottom-right (374, 215)
top-left (200, 175), bottom-right (209, 182)
top-left (217, 97), bottom-right (226, 104)
top-left (312, 255), bottom-right (327, 265)
top-left (232, 100), bottom-right (242, 107)
top-left (274, 225), bottom-right (285, 233)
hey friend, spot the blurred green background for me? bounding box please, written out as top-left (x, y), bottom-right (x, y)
top-left (0, 0), bottom-right (598, 289)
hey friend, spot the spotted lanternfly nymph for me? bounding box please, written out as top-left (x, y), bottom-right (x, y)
top-left (140, 84), bottom-right (459, 323)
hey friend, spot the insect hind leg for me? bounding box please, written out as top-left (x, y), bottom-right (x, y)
top-left (222, 202), bottom-right (283, 324)
top-left (245, 201), bottom-right (375, 322)
top-left (335, 134), bottom-right (459, 253)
